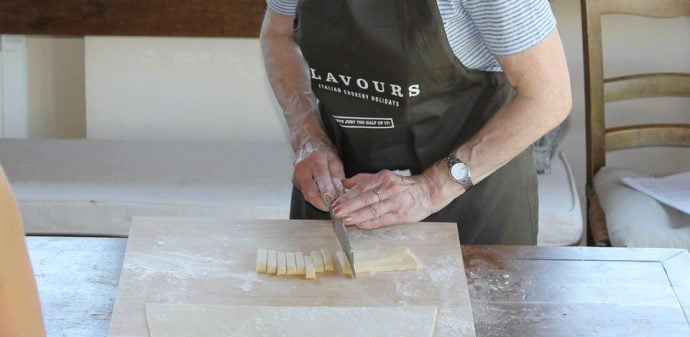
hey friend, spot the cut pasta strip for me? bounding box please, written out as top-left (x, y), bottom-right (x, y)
top-left (266, 250), bottom-right (277, 274)
top-left (285, 252), bottom-right (297, 276)
top-left (321, 249), bottom-right (335, 272)
top-left (276, 252), bottom-right (287, 276)
top-left (295, 252), bottom-right (306, 275)
top-left (255, 248), bottom-right (267, 273)
top-left (335, 251), bottom-right (353, 276)
top-left (304, 256), bottom-right (316, 280)
top-left (310, 250), bottom-right (325, 273)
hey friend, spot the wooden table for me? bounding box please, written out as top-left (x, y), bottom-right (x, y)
top-left (108, 218), bottom-right (474, 337)
top-left (28, 237), bottom-right (690, 337)
top-left (463, 246), bottom-right (690, 336)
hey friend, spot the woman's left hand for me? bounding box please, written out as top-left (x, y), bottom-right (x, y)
top-left (331, 170), bottom-right (439, 229)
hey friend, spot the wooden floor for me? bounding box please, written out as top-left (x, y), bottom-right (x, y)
top-left (28, 237), bottom-right (126, 337)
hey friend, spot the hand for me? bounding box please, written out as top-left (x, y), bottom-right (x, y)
top-left (331, 170), bottom-right (440, 229)
top-left (293, 143), bottom-right (346, 211)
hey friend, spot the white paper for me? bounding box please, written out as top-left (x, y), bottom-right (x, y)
top-left (620, 171), bottom-right (690, 215)
top-left (146, 304), bottom-right (438, 337)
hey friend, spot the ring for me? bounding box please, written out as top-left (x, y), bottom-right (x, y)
top-left (373, 187), bottom-right (382, 198)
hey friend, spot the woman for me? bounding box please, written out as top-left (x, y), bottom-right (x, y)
top-left (0, 166), bottom-right (46, 337)
top-left (260, 0), bottom-right (571, 244)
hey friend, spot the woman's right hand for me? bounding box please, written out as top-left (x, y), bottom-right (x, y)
top-left (293, 142), bottom-right (346, 212)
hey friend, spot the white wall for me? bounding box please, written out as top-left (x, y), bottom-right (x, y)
top-left (0, 35), bottom-right (29, 138)
top-left (26, 36), bottom-right (86, 139)
top-left (84, 37), bottom-right (288, 143)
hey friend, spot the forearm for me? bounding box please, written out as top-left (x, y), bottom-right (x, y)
top-left (424, 91), bottom-right (570, 208)
top-left (260, 9), bottom-right (345, 209)
top-left (259, 10), bottom-right (333, 155)
top-left (423, 30), bottom-right (572, 210)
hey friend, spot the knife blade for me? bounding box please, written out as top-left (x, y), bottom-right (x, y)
top-left (329, 205), bottom-right (356, 278)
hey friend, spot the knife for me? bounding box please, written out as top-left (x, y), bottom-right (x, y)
top-left (329, 204), bottom-right (356, 278)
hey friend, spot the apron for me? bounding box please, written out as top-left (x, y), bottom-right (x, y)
top-left (290, 0), bottom-right (538, 245)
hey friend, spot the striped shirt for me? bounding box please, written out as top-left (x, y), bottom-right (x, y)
top-left (267, 0), bottom-right (556, 72)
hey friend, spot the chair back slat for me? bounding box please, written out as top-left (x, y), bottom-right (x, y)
top-left (605, 73), bottom-right (690, 102)
top-left (595, 0), bottom-right (690, 17)
top-left (606, 124), bottom-right (690, 151)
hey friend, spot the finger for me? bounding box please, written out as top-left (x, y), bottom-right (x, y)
top-left (328, 160), bottom-right (347, 198)
top-left (294, 167), bottom-right (328, 211)
top-left (356, 212), bottom-right (401, 230)
top-left (334, 173), bottom-right (379, 206)
top-left (301, 179), bottom-right (328, 212)
top-left (328, 159), bottom-right (346, 180)
top-left (310, 157), bottom-right (338, 206)
top-left (313, 173), bottom-right (336, 208)
top-left (341, 198), bottom-right (396, 225)
top-left (333, 185), bottom-right (385, 218)
top-left (303, 181), bottom-right (328, 211)
top-left (341, 174), bottom-right (372, 189)
top-left (333, 170), bottom-right (392, 213)
top-left (331, 177), bottom-right (347, 198)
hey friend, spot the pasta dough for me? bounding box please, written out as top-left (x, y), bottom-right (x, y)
top-left (353, 247), bottom-right (423, 273)
top-left (257, 247), bottom-right (422, 279)
top-left (146, 304), bottom-right (438, 337)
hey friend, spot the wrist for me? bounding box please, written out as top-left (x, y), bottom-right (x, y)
top-left (421, 160), bottom-right (466, 212)
top-left (292, 135), bottom-right (337, 162)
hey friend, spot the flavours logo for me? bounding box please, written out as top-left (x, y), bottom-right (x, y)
top-left (310, 68), bottom-right (420, 108)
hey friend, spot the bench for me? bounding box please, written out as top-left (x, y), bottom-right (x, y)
top-left (0, 139), bottom-right (292, 236)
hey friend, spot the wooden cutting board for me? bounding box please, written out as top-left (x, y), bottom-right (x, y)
top-left (107, 217), bottom-right (476, 337)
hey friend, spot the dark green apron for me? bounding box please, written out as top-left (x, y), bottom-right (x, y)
top-left (290, 0), bottom-right (538, 245)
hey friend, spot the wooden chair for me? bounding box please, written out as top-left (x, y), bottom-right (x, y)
top-left (581, 0), bottom-right (690, 246)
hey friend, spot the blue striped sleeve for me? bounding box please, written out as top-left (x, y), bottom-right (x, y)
top-left (267, 0), bottom-right (298, 16)
top-left (461, 0), bottom-right (556, 56)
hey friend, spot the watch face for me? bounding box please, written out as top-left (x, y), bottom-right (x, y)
top-left (450, 162), bottom-right (468, 180)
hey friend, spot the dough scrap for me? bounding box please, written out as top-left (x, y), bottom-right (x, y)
top-left (146, 304), bottom-right (438, 337)
top-left (255, 248), bottom-right (267, 273)
top-left (353, 247), bottom-right (423, 273)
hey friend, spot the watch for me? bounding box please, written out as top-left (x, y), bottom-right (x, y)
top-left (443, 154), bottom-right (473, 190)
